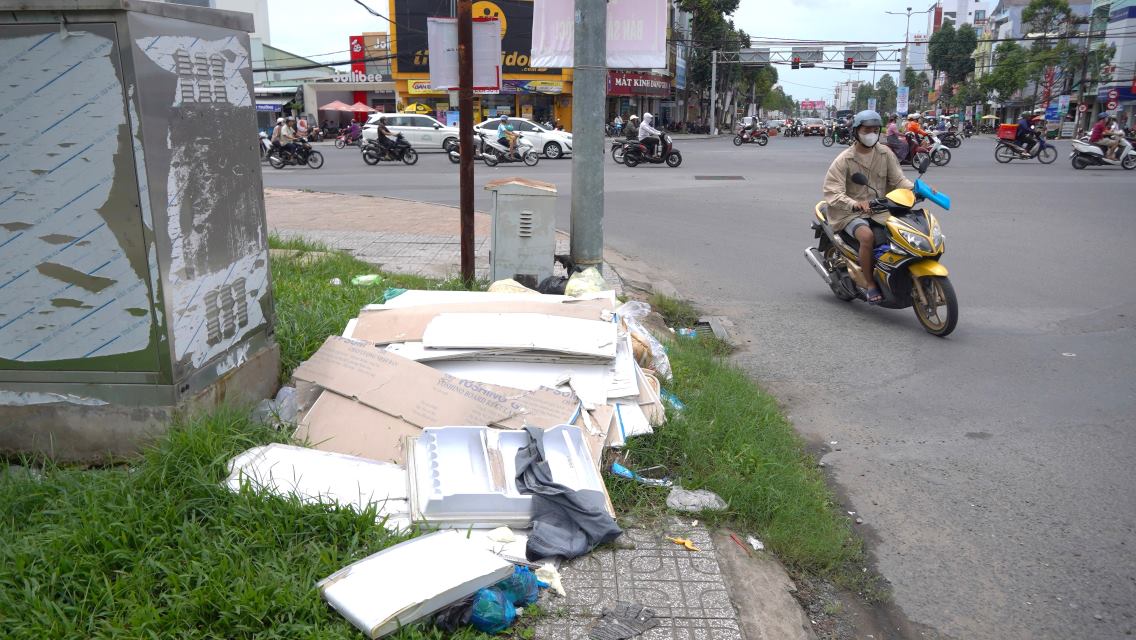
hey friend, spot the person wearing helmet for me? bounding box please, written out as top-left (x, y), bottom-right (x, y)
top-left (270, 117), bottom-right (285, 149)
top-left (1016, 109), bottom-right (1038, 155)
top-left (624, 115), bottom-right (640, 140)
top-left (905, 112), bottom-right (930, 144)
top-left (823, 110), bottom-right (914, 305)
top-left (1089, 112), bottom-right (1120, 160)
top-left (497, 114), bottom-right (518, 158)
top-left (279, 116), bottom-right (298, 156)
top-left (375, 115), bottom-right (394, 156)
top-left (638, 112), bottom-right (661, 157)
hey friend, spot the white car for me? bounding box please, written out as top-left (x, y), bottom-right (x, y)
top-left (362, 113), bottom-right (459, 151)
top-left (474, 117), bottom-right (573, 159)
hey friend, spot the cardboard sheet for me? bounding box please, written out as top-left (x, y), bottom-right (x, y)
top-left (372, 290), bottom-right (615, 309)
top-left (351, 298), bottom-right (615, 345)
top-left (319, 530), bottom-right (514, 638)
top-left (423, 313), bottom-right (618, 360)
top-left (224, 444), bottom-right (409, 529)
top-left (292, 337), bottom-right (583, 463)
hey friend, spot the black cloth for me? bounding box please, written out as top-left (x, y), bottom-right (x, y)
top-left (515, 426), bottom-right (621, 560)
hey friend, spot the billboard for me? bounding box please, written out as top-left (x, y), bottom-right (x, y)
top-left (425, 17), bottom-right (502, 93)
top-left (392, 0), bottom-right (557, 76)
top-left (800, 100), bottom-right (826, 111)
top-left (530, 0), bottom-right (668, 69)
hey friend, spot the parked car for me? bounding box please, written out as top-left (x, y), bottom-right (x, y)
top-left (803, 118), bottom-right (827, 136)
top-left (765, 119), bottom-right (785, 132)
top-left (473, 117), bottom-right (573, 159)
top-left (362, 113), bottom-right (459, 151)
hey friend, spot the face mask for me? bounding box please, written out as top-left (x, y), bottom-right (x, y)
top-left (858, 132), bottom-right (879, 147)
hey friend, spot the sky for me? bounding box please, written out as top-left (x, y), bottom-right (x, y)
top-left (266, 0), bottom-right (934, 103)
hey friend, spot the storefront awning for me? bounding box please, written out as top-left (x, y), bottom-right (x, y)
top-left (254, 97), bottom-right (289, 111)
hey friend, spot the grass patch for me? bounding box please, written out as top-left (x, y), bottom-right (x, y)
top-left (610, 335), bottom-right (863, 584)
top-left (0, 410), bottom-right (539, 639)
top-left (648, 294), bottom-right (699, 329)
top-left (269, 235), bottom-right (481, 379)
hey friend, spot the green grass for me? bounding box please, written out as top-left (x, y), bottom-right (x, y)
top-left (269, 235), bottom-right (481, 379)
top-left (609, 335), bottom-right (864, 583)
top-left (648, 293), bottom-right (699, 329)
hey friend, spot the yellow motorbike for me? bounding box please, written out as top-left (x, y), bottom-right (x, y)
top-left (804, 159), bottom-right (959, 336)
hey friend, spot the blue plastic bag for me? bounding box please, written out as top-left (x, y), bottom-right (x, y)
top-left (496, 566), bottom-right (539, 607)
top-left (469, 587), bottom-right (516, 634)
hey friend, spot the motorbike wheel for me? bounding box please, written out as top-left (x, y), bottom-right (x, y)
top-left (912, 276), bottom-right (958, 337)
top-left (665, 151), bottom-right (682, 168)
top-left (268, 154), bottom-right (285, 169)
top-left (1071, 155), bottom-right (1089, 170)
top-left (402, 149), bottom-right (419, 165)
top-left (1123, 155), bottom-right (1136, 170)
top-left (913, 151), bottom-right (930, 168)
top-left (448, 149), bottom-right (461, 164)
top-left (442, 137), bottom-right (458, 152)
top-left (522, 151), bottom-right (539, 167)
top-left (823, 246), bottom-right (856, 301)
top-left (335, 138), bottom-right (347, 149)
top-left (932, 148), bottom-right (951, 166)
top-left (994, 144), bottom-right (1015, 164)
top-left (733, 135), bottom-right (744, 146)
top-left (1036, 146), bottom-right (1057, 165)
top-left (822, 135), bottom-right (835, 147)
top-left (483, 152), bottom-right (499, 167)
top-left (363, 150), bottom-right (380, 166)
top-left (306, 151), bottom-right (324, 169)
top-left (756, 134), bottom-right (769, 146)
top-left (623, 154), bottom-right (640, 168)
top-left (612, 146), bottom-right (625, 164)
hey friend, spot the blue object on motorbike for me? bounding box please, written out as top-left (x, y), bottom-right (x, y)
top-left (873, 243), bottom-right (890, 259)
top-left (914, 179), bottom-right (951, 210)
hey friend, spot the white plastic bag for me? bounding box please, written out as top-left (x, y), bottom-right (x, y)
top-left (616, 301), bottom-right (672, 381)
top-left (564, 267), bottom-right (609, 297)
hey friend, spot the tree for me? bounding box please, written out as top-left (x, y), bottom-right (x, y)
top-left (875, 74), bottom-right (897, 113)
top-left (904, 69), bottom-right (931, 111)
top-left (1021, 0), bottom-right (1076, 106)
top-left (982, 41), bottom-right (1030, 103)
top-left (927, 20), bottom-right (978, 101)
top-left (853, 83), bottom-right (877, 111)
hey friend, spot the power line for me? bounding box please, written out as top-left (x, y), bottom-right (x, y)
top-left (252, 53), bottom-right (396, 74)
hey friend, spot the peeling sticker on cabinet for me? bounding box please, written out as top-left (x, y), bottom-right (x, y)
top-left (0, 390), bottom-right (109, 407)
top-left (134, 36), bottom-right (252, 108)
top-left (0, 28), bottom-right (154, 363)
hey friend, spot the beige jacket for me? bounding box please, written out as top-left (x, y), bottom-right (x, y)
top-left (822, 144), bottom-right (913, 232)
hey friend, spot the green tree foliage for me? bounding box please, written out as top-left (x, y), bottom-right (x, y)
top-left (853, 83), bottom-right (877, 111)
top-left (981, 41), bottom-right (1031, 101)
top-left (1022, 0), bottom-right (1077, 104)
top-left (875, 73), bottom-right (897, 113)
top-left (927, 20), bottom-right (978, 100)
top-left (904, 69), bottom-right (932, 111)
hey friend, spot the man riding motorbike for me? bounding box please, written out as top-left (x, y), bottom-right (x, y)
top-left (823, 110), bottom-right (914, 305)
top-left (638, 112), bottom-right (662, 158)
top-left (497, 114), bottom-right (519, 158)
top-left (624, 115), bottom-right (640, 141)
top-left (1089, 112), bottom-right (1121, 160)
top-left (1016, 110), bottom-right (1037, 154)
top-left (905, 113), bottom-right (930, 145)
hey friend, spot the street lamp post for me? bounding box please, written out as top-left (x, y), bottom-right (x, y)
top-left (887, 6), bottom-right (933, 93)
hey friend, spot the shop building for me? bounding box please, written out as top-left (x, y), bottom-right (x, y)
top-left (387, 0), bottom-right (572, 127)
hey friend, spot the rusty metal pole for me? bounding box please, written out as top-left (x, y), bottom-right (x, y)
top-left (458, 0), bottom-right (475, 285)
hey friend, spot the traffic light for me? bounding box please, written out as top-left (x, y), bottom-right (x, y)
top-left (845, 57), bottom-right (854, 70)
top-left (791, 57), bottom-right (801, 69)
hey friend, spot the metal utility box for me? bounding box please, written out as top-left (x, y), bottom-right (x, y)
top-left (484, 177), bottom-right (557, 287)
top-left (0, 1), bottom-right (278, 460)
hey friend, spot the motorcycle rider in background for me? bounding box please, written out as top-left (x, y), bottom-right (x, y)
top-left (374, 116), bottom-right (394, 156)
top-left (639, 112), bottom-right (662, 158)
top-left (905, 113), bottom-right (930, 145)
top-left (1016, 110), bottom-right (1036, 154)
top-left (823, 110), bottom-right (914, 305)
top-left (1090, 113), bottom-right (1120, 160)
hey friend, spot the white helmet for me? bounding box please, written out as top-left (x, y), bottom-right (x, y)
top-left (906, 113), bottom-right (919, 120)
top-left (276, 117), bottom-right (284, 124)
top-left (629, 114), bottom-right (639, 121)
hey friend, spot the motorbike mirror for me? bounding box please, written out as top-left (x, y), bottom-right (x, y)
top-left (851, 172), bottom-right (870, 186)
top-left (917, 155), bottom-right (932, 174)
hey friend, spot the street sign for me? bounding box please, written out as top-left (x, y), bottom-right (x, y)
top-left (1077, 103), bottom-right (1088, 113)
top-left (738, 48), bottom-right (770, 65)
top-left (1107, 100), bottom-right (1119, 111)
top-left (1107, 88), bottom-right (1119, 101)
top-left (790, 46), bottom-right (823, 68)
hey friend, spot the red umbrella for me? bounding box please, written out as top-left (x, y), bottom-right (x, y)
top-left (319, 100), bottom-right (352, 111)
top-left (348, 102), bottom-right (376, 113)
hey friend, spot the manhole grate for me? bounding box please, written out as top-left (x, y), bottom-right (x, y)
top-left (694, 175), bottom-right (745, 180)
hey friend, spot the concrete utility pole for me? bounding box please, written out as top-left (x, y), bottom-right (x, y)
top-left (570, 0), bottom-right (606, 271)
top-left (710, 50), bottom-right (718, 135)
top-left (458, 0), bottom-right (474, 284)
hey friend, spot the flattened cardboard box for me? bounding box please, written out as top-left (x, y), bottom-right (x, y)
top-left (351, 298), bottom-right (615, 345)
top-left (293, 337), bottom-right (583, 463)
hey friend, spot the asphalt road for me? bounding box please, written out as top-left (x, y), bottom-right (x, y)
top-left (264, 135), bottom-right (1136, 640)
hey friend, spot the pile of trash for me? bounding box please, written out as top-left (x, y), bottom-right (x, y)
top-left (226, 278), bottom-right (678, 638)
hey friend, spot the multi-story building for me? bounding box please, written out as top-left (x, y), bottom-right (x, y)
top-left (833, 80), bottom-right (865, 112)
top-left (1093, 0), bottom-right (1136, 126)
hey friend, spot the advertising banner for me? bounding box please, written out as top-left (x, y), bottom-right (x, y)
top-left (606, 71), bottom-right (671, 97)
top-left (530, 0), bottom-right (668, 69)
top-left (501, 79), bottom-right (564, 94)
top-left (394, 0), bottom-right (556, 76)
top-left (425, 18), bottom-right (501, 93)
top-left (896, 86), bottom-right (910, 115)
top-left (867, 97), bottom-right (877, 112)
